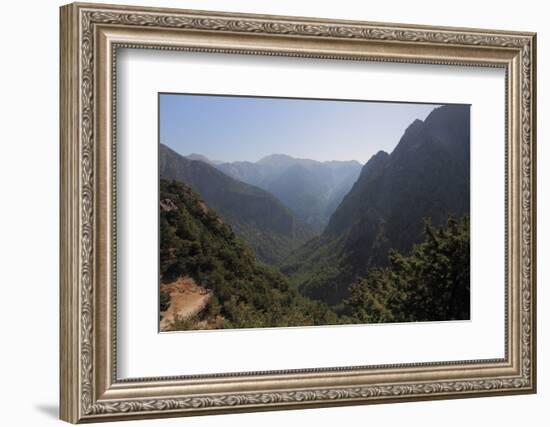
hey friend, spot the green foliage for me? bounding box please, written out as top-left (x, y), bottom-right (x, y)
top-left (345, 216), bottom-right (470, 323)
top-left (281, 236), bottom-right (352, 305)
top-left (171, 315), bottom-right (203, 331)
top-left (160, 145), bottom-right (314, 266)
top-left (161, 178), bottom-right (470, 328)
top-left (160, 179), bottom-right (338, 330)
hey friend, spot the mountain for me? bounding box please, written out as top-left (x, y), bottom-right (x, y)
top-left (185, 153), bottom-right (222, 166)
top-left (159, 179), bottom-right (338, 330)
top-left (283, 105), bottom-right (470, 305)
top-left (216, 154), bottom-right (362, 233)
top-left (159, 144), bottom-right (314, 265)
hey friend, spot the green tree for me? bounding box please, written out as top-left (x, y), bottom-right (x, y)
top-left (159, 179), bottom-right (338, 330)
top-left (345, 216), bottom-right (470, 323)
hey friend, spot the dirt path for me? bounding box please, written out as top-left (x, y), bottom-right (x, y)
top-left (160, 277), bottom-right (211, 331)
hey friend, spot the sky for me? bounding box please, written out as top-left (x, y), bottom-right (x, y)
top-left (159, 93), bottom-right (440, 164)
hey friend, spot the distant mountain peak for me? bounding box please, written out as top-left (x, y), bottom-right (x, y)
top-left (257, 153), bottom-right (360, 166)
top-left (187, 152), bottom-right (209, 160)
top-left (256, 153), bottom-right (296, 166)
top-left (325, 159), bottom-right (362, 166)
top-left (217, 152), bottom-right (362, 232)
top-left (259, 153), bottom-right (293, 160)
top-left (185, 153), bottom-right (222, 166)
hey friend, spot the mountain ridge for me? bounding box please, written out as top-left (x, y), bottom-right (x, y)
top-left (159, 144), bottom-right (314, 265)
top-left (185, 153), bottom-right (222, 166)
top-left (283, 104), bottom-right (470, 305)
top-left (159, 178), bottom-right (338, 330)
top-left (215, 153), bottom-right (362, 233)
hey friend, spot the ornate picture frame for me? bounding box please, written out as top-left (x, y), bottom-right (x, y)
top-left (60, 2), bottom-right (536, 423)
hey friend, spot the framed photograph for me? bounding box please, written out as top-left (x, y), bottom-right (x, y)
top-left (60, 2), bottom-right (537, 423)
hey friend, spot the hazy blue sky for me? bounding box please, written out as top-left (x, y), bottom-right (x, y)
top-left (160, 93), bottom-right (440, 164)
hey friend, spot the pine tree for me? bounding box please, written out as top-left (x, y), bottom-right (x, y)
top-left (345, 216), bottom-right (470, 323)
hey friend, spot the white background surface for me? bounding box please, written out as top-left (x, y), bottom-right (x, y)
top-left (0, 0), bottom-right (545, 426)
top-left (118, 49), bottom-right (505, 378)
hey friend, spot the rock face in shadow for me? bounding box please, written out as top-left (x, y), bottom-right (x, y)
top-left (160, 144), bottom-right (314, 265)
top-left (283, 105), bottom-right (470, 305)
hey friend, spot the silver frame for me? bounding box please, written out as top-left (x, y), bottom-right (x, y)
top-left (60, 2), bottom-right (536, 423)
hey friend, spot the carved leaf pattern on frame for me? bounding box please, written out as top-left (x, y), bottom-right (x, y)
top-left (77, 9), bottom-right (534, 416)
